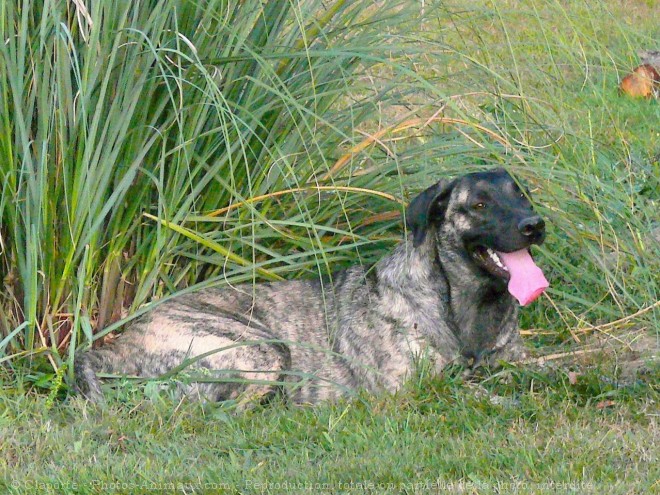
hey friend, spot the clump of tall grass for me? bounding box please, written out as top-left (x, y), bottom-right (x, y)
top-left (0, 0), bottom-right (456, 384)
top-left (0, 0), bottom-right (657, 394)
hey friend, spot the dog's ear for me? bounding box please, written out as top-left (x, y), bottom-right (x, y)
top-left (406, 179), bottom-right (455, 248)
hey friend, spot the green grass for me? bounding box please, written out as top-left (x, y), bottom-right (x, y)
top-left (0, 0), bottom-right (659, 491)
top-left (1, 365), bottom-right (658, 494)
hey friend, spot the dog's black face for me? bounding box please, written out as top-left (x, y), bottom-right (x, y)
top-left (448, 169), bottom-right (545, 279)
top-left (406, 168), bottom-right (546, 281)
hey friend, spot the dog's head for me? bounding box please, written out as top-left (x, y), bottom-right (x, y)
top-left (406, 168), bottom-right (546, 282)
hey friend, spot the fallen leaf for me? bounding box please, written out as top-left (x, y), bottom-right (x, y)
top-left (619, 64), bottom-right (660, 98)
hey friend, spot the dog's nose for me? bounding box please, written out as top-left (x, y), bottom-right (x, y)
top-left (518, 216), bottom-right (545, 237)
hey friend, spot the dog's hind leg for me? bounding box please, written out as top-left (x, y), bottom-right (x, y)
top-left (74, 326), bottom-right (292, 405)
top-left (74, 343), bottom-right (138, 404)
top-left (74, 351), bottom-right (106, 404)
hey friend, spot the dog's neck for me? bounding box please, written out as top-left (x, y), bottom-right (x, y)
top-left (375, 236), bottom-right (435, 287)
top-left (417, 232), bottom-right (514, 356)
top-left (375, 233), bottom-right (503, 297)
top-left (374, 237), bottom-right (460, 351)
top-left (374, 235), bottom-right (516, 363)
top-left (438, 247), bottom-right (515, 359)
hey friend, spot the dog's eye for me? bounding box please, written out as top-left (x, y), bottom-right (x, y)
top-left (473, 202), bottom-right (486, 209)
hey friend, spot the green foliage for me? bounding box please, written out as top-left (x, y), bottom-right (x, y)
top-left (0, 0), bottom-right (442, 368)
top-left (0, 0), bottom-right (657, 401)
top-left (1, 364), bottom-right (657, 493)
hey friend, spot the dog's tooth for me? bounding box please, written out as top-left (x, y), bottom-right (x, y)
top-left (485, 247), bottom-right (509, 271)
top-left (487, 248), bottom-right (502, 265)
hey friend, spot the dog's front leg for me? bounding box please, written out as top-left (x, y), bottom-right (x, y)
top-left (480, 320), bottom-right (529, 367)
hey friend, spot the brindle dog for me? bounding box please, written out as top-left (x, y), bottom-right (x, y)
top-left (76, 168), bottom-right (546, 405)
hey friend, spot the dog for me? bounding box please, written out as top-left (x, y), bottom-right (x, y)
top-left (75, 168), bottom-right (548, 405)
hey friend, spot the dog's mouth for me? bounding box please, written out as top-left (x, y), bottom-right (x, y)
top-left (471, 246), bottom-right (510, 279)
top-left (470, 245), bottom-right (549, 306)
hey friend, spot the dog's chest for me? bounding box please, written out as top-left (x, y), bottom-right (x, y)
top-left (450, 286), bottom-right (513, 356)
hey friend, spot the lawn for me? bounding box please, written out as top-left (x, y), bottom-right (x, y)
top-left (0, 0), bottom-right (658, 493)
top-left (2, 365), bottom-right (658, 494)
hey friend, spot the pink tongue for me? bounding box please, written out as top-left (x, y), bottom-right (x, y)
top-left (497, 249), bottom-right (549, 306)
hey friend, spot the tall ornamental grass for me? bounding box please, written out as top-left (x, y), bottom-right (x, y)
top-left (0, 0), bottom-right (657, 393)
top-left (0, 0), bottom-right (455, 382)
